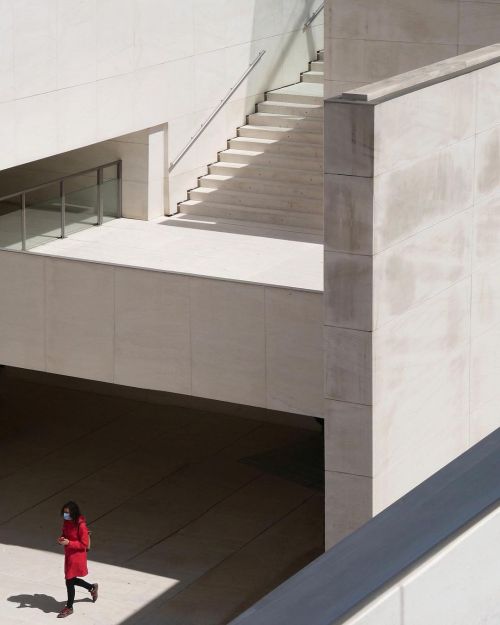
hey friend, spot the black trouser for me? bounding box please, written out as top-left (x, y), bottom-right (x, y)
top-left (66, 577), bottom-right (93, 608)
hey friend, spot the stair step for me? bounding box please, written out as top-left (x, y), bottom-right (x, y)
top-left (209, 162), bottom-right (323, 185)
top-left (200, 174), bottom-right (322, 199)
top-left (237, 124), bottom-right (322, 144)
top-left (172, 212), bottom-right (323, 237)
top-left (189, 186), bottom-right (322, 212)
top-left (175, 55), bottom-right (327, 237)
top-left (266, 82), bottom-right (324, 105)
top-left (229, 137), bottom-right (322, 158)
top-left (179, 200), bottom-right (324, 230)
top-left (190, 185), bottom-right (322, 213)
top-left (248, 112), bottom-right (322, 131)
top-left (257, 100), bottom-right (323, 118)
top-left (266, 93), bottom-right (323, 105)
top-left (301, 71), bottom-right (324, 84)
top-left (219, 148), bottom-right (323, 172)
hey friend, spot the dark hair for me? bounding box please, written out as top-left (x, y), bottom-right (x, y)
top-left (61, 501), bottom-right (82, 524)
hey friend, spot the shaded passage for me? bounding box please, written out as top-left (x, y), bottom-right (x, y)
top-left (0, 369), bottom-right (324, 625)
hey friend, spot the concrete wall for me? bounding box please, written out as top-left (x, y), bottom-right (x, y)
top-left (0, 0), bottom-right (323, 214)
top-left (324, 0), bottom-right (500, 97)
top-left (324, 50), bottom-right (500, 546)
top-left (227, 425), bottom-right (500, 625)
top-left (0, 127), bottom-right (167, 220)
top-left (0, 250), bottom-right (324, 418)
top-left (342, 505), bottom-right (500, 625)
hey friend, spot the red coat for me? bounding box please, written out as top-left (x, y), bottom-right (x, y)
top-left (61, 515), bottom-right (89, 579)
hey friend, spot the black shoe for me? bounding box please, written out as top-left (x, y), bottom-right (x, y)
top-left (90, 583), bottom-right (98, 603)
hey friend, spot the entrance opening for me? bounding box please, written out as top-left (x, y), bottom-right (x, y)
top-left (0, 367), bottom-right (324, 624)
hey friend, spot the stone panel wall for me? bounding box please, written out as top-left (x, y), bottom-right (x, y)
top-left (341, 505), bottom-right (500, 625)
top-left (0, 251), bottom-right (324, 419)
top-left (324, 0), bottom-right (500, 97)
top-left (0, 0), bottom-right (323, 215)
top-left (324, 52), bottom-right (500, 547)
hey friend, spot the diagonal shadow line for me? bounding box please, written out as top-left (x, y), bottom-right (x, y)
top-left (0, 416), bottom-right (187, 527)
top-left (117, 493), bottom-right (320, 625)
top-left (88, 422), bottom-right (265, 528)
top-left (0, 11), bottom-right (325, 624)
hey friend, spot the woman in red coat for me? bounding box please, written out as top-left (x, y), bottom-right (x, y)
top-left (57, 501), bottom-right (99, 618)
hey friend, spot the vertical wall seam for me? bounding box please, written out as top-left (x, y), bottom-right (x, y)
top-left (400, 584), bottom-right (405, 625)
top-left (43, 256), bottom-right (48, 373)
top-left (188, 276), bottom-right (193, 395)
top-left (263, 286), bottom-right (269, 411)
top-left (468, 72), bottom-right (479, 448)
top-left (370, 104), bottom-right (376, 499)
top-left (112, 267), bottom-right (116, 384)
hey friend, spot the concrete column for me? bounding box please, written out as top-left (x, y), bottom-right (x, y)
top-left (147, 125), bottom-right (169, 218)
top-left (118, 124), bottom-right (168, 221)
top-left (323, 56), bottom-right (500, 548)
top-left (323, 99), bottom-right (375, 548)
top-left (323, 86), bottom-right (475, 547)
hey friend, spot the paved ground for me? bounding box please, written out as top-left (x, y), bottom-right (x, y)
top-left (33, 216), bottom-right (323, 291)
top-left (0, 370), bottom-right (324, 625)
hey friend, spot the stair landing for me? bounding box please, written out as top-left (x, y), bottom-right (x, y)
top-left (33, 53), bottom-right (325, 292)
top-left (33, 216), bottom-right (324, 292)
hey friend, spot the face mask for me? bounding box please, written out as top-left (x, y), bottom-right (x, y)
top-left (63, 512), bottom-right (71, 521)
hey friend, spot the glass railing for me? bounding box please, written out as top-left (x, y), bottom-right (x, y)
top-left (0, 160), bottom-right (122, 252)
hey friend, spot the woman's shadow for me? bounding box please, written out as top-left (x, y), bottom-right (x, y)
top-left (8, 593), bottom-right (91, 614)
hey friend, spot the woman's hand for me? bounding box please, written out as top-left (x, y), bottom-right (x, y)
top-left (58, 537), bottom-right (69, 546)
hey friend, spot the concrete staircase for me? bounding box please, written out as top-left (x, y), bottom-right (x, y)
top-left (176, 51), bottom-right (324, 234)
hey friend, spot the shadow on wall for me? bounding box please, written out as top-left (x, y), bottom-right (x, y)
top-left (167, 0), bottom-right (323, 215)
top-left (245, 0), bottom-right (322, 96)
top-left (0, 369), bottom-right (324, 625)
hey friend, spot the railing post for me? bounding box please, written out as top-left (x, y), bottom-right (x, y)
top-left (0, 159), bottom-right (121, 251)
top-left (117, 160), bottom-right (122, 217)
top-left (21, 193), bottom-right (26, 251)
top-left (60, 179), bottom-right (66, 239)
top-left (97, 166), bottom-right (103, 226)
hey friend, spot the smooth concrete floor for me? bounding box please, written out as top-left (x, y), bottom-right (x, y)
top-left (33, 216), bottom-right (324, 291)
top-left (0, 370), bottom-right (324, 625)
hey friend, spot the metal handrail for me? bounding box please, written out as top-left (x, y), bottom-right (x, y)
top-left (169, 50), bottom-right (266, 171)
top-left (303, 2), bottom-right (324, 30)
top-left (0, 159), bottom-right (122, 251)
